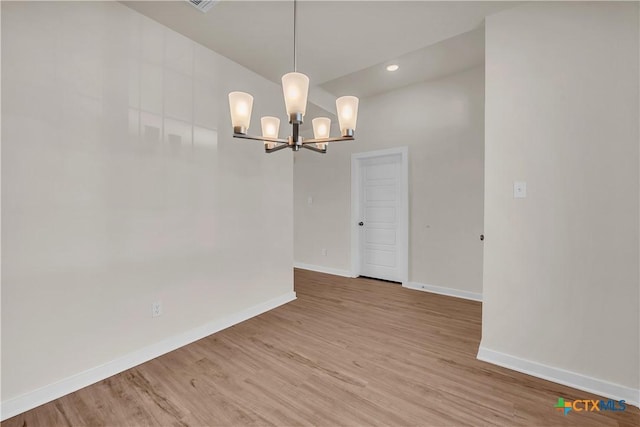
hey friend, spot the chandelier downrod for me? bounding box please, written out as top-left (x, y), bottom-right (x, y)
top-left (293, 0), bottom-right (297, 72)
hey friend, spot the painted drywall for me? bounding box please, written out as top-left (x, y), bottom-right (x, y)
top-left (482, 1), bottom-right (639, 394)
top-left (1, 1), bottom-right (293, 403)
top-left (294, 67), bottom-right (485, 294)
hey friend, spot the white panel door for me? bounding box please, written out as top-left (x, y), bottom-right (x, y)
top-left (358, 154), bottom-right (402, 282)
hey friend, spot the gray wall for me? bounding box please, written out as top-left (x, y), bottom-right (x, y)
top-left (1, 1), bottom-right (293, 403)
top-left (482, 1), bottom-right (639, 393)
top-left (294, 67), bottom-right (485, 295)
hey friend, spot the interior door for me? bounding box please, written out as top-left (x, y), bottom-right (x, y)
top-left (358, 154), bottom-right (402, 282)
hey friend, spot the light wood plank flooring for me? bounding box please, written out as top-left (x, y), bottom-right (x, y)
top-left (4, 269), bottom-right (639, 426)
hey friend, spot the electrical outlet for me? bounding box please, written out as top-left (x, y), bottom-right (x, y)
top-left (322, 248), bottom-right (328, 256)
top-left (152, 301), bottom-right (162, 318)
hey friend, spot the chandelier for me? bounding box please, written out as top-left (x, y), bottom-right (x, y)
top-left (227, 0), bottom-right (359, 154)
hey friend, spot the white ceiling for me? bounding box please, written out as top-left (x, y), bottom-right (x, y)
top-left (322, 26), bottom-right (486, 99)
top-left (123, 0), bottom-right (518, 105)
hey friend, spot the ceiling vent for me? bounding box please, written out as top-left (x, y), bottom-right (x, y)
top-left (186, 0), bottom-right (218, 13)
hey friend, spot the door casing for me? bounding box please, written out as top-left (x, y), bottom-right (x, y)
top-left (351, 147), bottom-right (409, 285)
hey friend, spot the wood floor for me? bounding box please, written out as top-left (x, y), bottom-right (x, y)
top-left (4, 269), bottom-right (639, 426)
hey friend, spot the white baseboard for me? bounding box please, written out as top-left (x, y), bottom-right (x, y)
top-left (0, 291), bottom-right (297, 421)
top-left (403, 282), bottom-right (482, 302)
top-left (477, 346), bottom-right (640, 408)
top-left (294, 262), bottom-right (353, 278)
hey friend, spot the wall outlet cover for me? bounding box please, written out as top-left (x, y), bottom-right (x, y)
top-left (152, 301), bottom-right (163, 317)
top-left (514, 181), bottom-right (527, 198)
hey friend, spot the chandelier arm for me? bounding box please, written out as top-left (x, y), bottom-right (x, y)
top-left (301, 144), bottom-right (327, 154)
top-left (265, 143), bottom-right (292, 154)
top-left (302, 136), bottom-right (355, 144)
top-left (233, 134), bottom-right (289, 144)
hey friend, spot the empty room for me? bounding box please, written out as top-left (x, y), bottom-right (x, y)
top-left (1, 1), bottom-right (639, 426)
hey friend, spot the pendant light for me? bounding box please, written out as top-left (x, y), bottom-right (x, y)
top-left (228, 0), bottom-right (359, 154)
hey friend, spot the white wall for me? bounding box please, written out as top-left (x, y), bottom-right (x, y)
top-left (481, 1), bottom-right (639, 400)
top-left (1, 0), bottom-right (293, 410)
top-left (294, 67), bottom-right (485, 295)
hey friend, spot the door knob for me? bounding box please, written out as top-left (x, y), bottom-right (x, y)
top-left (358, 222), bottom-right (364, 226)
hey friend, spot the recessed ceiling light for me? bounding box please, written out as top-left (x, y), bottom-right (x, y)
top-left (386, 64), bottom-right (399, 72)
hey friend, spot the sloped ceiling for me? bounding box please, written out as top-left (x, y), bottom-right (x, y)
top-left (123, 1), bottom-right (518, 100)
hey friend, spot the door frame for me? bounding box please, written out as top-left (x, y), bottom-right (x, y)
top-left (350, 146), bottom-right (409, 285)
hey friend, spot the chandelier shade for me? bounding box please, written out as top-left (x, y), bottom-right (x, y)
top-left (312, 117), bottom-right (331, 150)
top-left (336, 96), bottom-right (359, 136)
top-left (261, 116), bottom-right (280, 139)
top-left (282, 72), bottom-right (310, 120)
top-left (228, 91), bottom-right (253, 134)
top-left (312, 117), bottom-right (331, 139)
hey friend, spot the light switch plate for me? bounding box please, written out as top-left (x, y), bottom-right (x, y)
top-left (514, 181), bottom-right (527, 198)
